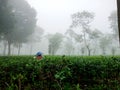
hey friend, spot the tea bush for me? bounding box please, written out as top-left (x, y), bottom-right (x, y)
top-left (0, 55), bottom-right (120, 90)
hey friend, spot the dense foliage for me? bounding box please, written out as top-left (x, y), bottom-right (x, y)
top-left (0, 55), bottom-right (120, 90)
top-left (0, 0), bottom-right (37, 55)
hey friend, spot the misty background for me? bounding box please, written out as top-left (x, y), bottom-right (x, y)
top-left (0, 0), bottom-right (119, 56)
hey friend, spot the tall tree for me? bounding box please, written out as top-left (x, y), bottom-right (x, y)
top-left (109, 11), bottom-right (118, 39)
top-left (88, 29), bottom-right (102, 55)
top-left (47, 33), bottom-right (63, 55)
top-left (117, 0), bottom-right (120, 42)
top-left (70, 11), bottom-right (94, 55)
top-left (65, 29), bottom-right (75, 54)
top-left (0, 0), bottom-right (15, 55)
top-left (5, 0), bottom-right (37, 55)
top-left (65, 28), bottom-right (83, 55)
top-left (99, 35), bottom-right (111, 55)
top-left (64, 38), bottom-right (74, 55)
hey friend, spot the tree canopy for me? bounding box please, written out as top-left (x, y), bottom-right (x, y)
top-left (0, 0), bottom-right (15, 35)
top-left (47, 33), bottom-right (63, 55)
top-left (0, 0), bottom-right (37, 55)
top-left (109, 11), bottom-right (118, 39)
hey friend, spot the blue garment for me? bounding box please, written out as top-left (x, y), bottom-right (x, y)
top-left (36, 51), bottom-right (42, 56)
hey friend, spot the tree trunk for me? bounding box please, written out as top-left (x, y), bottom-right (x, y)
top-left (18, 43), bottom-right (21, 55)
top-left (3, 41), bottom-right (7, 55)
top-left (8, 40), bottom-right (11, 56)
top-left (11, 46), bottom-right (14, 55)
top-left (117, 0), bottom-right (120, 43)
top-left (52, 48), bottom-right (55, 55)
top-left (83, 31), bottom-right (88, 56)
top-left (81, 47), bottom-right (85, 55)
top-left (48, 44), bottom-right (52, 55)
top-left (111, 47), bottom-right (116, 56)
top-left (86, 45), bottom-right (91, 56)
top-left (88, 49), bottom-right (91, 56)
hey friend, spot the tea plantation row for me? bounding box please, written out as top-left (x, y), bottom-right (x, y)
top-left (0, 55), bottom-right (120, 90)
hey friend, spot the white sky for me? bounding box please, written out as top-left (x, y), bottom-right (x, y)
top-left (26, 0), bottom-right (117, 34)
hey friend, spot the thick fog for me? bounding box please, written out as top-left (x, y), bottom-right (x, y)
top-left (0, 0), bottom-right (119, 56)
top-left (26, 0), bottom-right (117, 34)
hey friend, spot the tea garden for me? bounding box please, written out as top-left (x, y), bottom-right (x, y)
top-left (0, 55), bottom-right (120, 90)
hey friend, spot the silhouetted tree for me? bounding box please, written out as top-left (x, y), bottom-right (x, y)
top-left (99, 35), bottom-right (111, 55)
top-left (117, 0), bottom-right (120, 42)
top-left (0, 0), bottom-right (15, 55)
top-left (70, 11), bottom-right (94, 55)
top-left (47, 33), bottom-right (63, 55)
top-left (4, 0), bottom-right (37, 55)
top-left (109, 11), bottom-right (118, 39)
